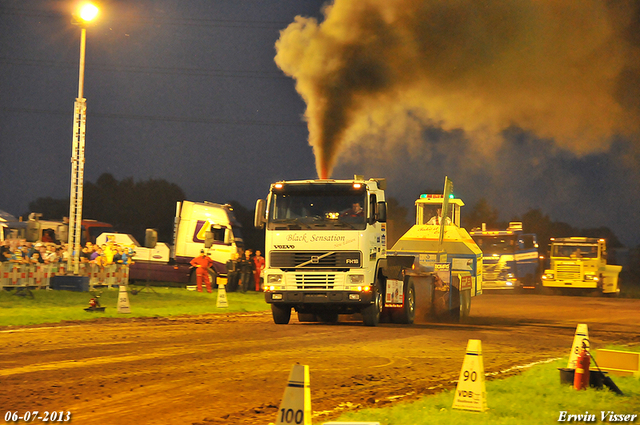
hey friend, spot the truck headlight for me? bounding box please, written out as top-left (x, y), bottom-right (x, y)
top-left (267, 274), bottom-right (282, 284)
top-left (271, 293), bottom-right (283, 300)
top-left (349, 275), bottom-right (364, 284)
top-left (584, 275), bottom-right (598, 281)
top-left (543, 272), bottom-right (554, 280)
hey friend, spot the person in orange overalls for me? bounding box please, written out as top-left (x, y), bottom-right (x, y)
top-left (253, 250), bottom-right (265, 291)
top-left (190, 250), bottom-right (214, 293)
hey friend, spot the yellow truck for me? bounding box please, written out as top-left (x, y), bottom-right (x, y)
top-left (541, 237), bottom-right (621, 296)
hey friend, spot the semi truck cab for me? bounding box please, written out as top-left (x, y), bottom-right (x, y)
top-left (541, 237), bottom-right (621, 296)
top-left (255, 176), bottom-right (388, 326)
top-left (470, 222), bottom-right (540, 291)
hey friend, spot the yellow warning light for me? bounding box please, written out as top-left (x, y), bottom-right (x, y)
top-left (353, 183), bottom-right (362, 189)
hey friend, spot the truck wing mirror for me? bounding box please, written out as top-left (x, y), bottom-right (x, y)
top-left (376, 201), bottom-right (387, 223)
top-left (254, 199), bottom-right (266, 229)
top-left (145, 229), bottom-right (158, 249)
top-left (224, 228), bottom-right (232, 245)
top-left (204, 231), bottom-right (214, 248)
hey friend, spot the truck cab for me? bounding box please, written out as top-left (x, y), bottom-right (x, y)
top-left (24, 214), bottom-right (113, 245)
top-left (470, 222), bottom-right (540, 291)
top-left (97, 201), bottom-right (243, 284)
top-left (256, 176), bottom-right (388, 326)
top-left (541, 237), bottom-right (621, 295)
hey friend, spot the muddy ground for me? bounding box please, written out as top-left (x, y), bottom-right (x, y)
top-left (1, 294), bottom-right (639, 425)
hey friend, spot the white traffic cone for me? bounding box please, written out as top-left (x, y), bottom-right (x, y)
top-left (276, 364), bottom-right (311, 425)
top-left (216, 283), bottom-right (229, 308)
top-left (568, 324), bottom-right (589, 369)
top-left (452, 339), bottom-right (488, 412)
top-left (117, 284), bottom-right (131, 314)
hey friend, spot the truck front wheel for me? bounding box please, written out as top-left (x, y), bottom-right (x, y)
top-left (362, 283), bottom-right (383, 327)
top-left (272, 304), bottom-right (291, 324)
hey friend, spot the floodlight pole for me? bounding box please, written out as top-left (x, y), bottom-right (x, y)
top-left (67, 27), bottom-right (88, 274)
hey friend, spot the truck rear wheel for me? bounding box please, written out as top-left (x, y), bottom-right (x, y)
top-left (272, 304), bottom-right (291, 324)
top-left (392, 279), bottom-right (415, 324)
top-left (362, 282), bottom-right (383, 327)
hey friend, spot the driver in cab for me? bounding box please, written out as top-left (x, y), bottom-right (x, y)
top-left (342, 202), bottom-right (364, 218)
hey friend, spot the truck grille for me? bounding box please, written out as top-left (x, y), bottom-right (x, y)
top-left (295, 274), bottom-right (336, 289)
top-left (271, 251), bottom-right (360, 268)
top-left (482, 261), bottom-right (502, 281)
top-left (557, 264), bottom-right (580, 280)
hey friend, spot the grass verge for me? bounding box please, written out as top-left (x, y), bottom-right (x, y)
top-left (325, 357), bottom-right (640, 425)
top-left (0, 286), bottom-right (269, 327)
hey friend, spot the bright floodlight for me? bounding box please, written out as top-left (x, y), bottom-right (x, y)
top-left (78, 3), bottom-right (99, 22)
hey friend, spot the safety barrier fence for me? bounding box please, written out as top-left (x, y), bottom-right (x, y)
top-left (0, 262), bottom-right (129, 290)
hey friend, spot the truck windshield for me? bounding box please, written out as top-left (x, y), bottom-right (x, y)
top-left (552, 244), bottom-right (598, 258)
top-left (268, 184), bottom-right (367, 230)
top-left (473, 235), bottom-right (516, 255)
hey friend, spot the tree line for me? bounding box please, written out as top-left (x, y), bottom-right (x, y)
top-left (463, 198), bottom-right (623, 254)
top-left (26, 174), bottom-right (621, 257)
top-left (27, 173), bottom-right (265, 251)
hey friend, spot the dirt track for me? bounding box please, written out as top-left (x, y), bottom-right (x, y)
top-left (1, 294), bottom-right (639, 425)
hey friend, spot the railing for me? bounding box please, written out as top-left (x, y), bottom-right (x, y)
top-left (1, 262), bottom-right (129, 290)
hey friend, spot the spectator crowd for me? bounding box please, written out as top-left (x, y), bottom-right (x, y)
top-left (2, 238), bottom-right (268, 293)
top-left (0, 240), bottom-right (135, 268)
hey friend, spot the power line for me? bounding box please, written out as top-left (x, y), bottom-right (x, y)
top-left (0, 57), bottom-right (287, 80)
top-left (0, 106), bottom-right (307, 128)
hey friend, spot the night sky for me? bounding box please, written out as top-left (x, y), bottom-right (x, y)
top-left (1, 0), bottom-right (639, 247)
